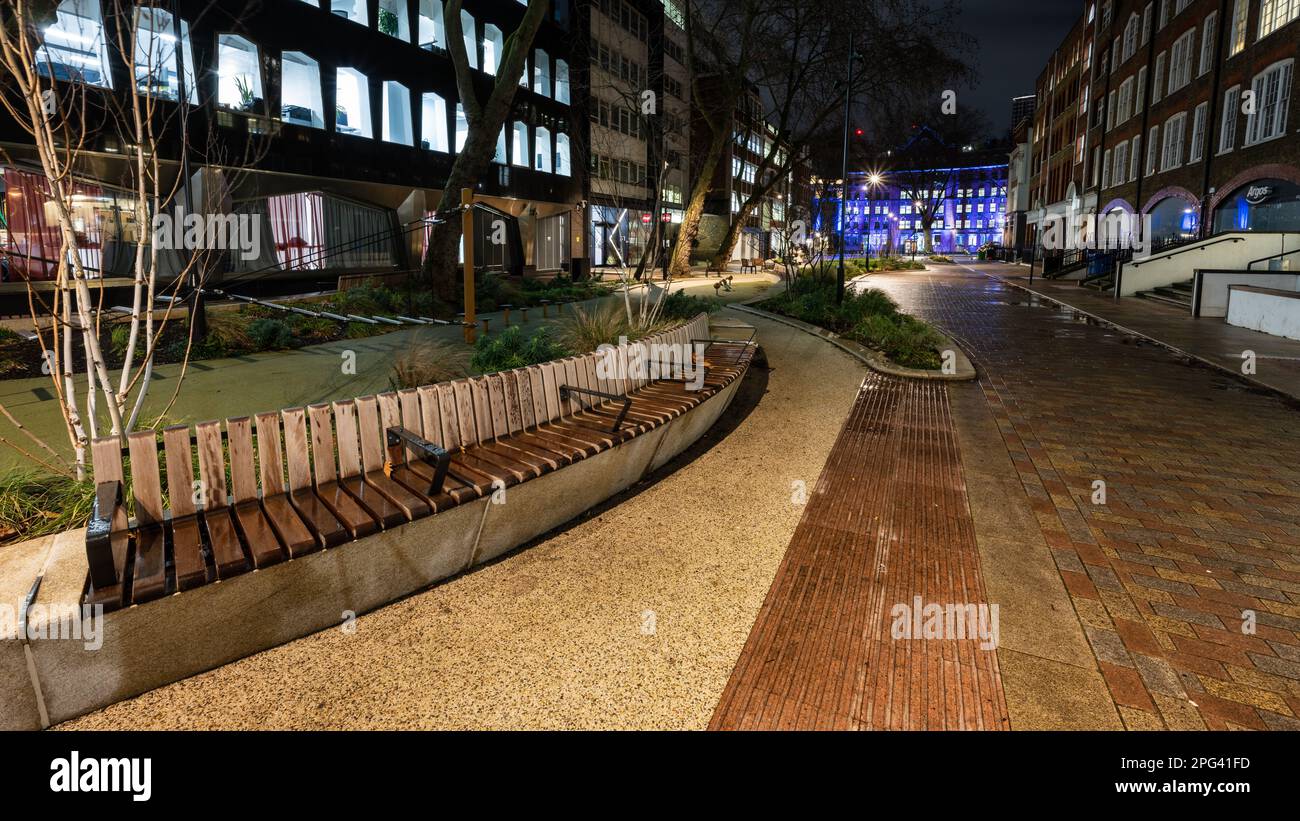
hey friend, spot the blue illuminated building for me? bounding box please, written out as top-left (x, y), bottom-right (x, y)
top-left (814, 161), bottom-right (1010, 255)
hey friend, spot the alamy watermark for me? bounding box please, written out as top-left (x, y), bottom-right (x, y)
top-left (596, 337), bottom-right (708, 392)
top-left (1, 602), bottom-right (103, 650)
top-left (152, 207), bottom-right (261, 261)
top-left (1041, 208), bottom-right (1152, 257)
top-left (890, 596), bottom-right (999, 651)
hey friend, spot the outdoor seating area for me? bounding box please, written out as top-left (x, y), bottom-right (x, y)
top-left (0, 313), bottom-right (758, 729)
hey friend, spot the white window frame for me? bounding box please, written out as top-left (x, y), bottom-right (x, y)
top-left (1218, 85), bottom-right (1240, 153)
top-left (1244, 59), bottom-right (1294, 146)
top-left (1189, 101), bottom-right (1208, 162)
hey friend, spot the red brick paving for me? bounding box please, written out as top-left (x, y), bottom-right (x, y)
top-left (710, 375), bottom-right (1010, 730)
top-left (867, 267), bottom-right (1300, 730)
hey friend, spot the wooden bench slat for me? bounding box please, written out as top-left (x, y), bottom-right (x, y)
top-left (226, 417), bottom-right (285, 568)
top-left (126, 431), bottom-right (167, 602)
top-left (252, 411), bottom-right (316, 557)
top-left (163, 425), bottom-right (209, 591)
top-left (194, 421), bottom-right (250, 578)
top-left (355, 395), bottom-right (430, 521)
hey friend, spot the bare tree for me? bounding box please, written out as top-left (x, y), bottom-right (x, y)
top-left (0, 0), bottom-right (256, 476)
top-left (710, 0), bottom-right (969, 267)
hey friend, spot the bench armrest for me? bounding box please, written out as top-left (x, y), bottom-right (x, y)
top-left (559, 385), bottom-right (631, 432)
top-left (86, 480), bottom-right (124, 590)
top-left (386, 426), bottom-right (451, 496)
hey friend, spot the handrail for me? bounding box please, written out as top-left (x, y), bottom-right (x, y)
top-left (1245, 233), bottom-right (1300, 270)
top-left (1128, 235), bottom-right (1246, 267)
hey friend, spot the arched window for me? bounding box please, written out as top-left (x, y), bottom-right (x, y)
top-left (281, 52), bottom-right (324, 128)
top-left (512, 121), bottom-right (529, 167)
top-left (555, 60), bottom-right (570, 104)
top-left (335, 68), bottom-right (372, 137)
top-left (418, 0), bottom-right (446, 49)
top-left (421, 93), bottom-right (448, 151)
top-left (534, 49), bottom-right (551, 97)
top-left (555, 133), bottom-right (572, 176)
top-left (534, 127), bottom-right (552, 172)
top-left (461, 10), bottom-right (479, 69)
top-left (382, 81), bottom-right (413, 145)
top-left (483, 24), bottom-right (503, 74)
top-left (36, 0), bottom-right (113, 88)
top-left (217, 35), bottom-right (263, 110)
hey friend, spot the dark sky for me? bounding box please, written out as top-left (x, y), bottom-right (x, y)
top-left (954, 0), bottom-right (1082, 135)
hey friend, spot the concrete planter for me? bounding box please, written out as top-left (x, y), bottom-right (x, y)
top-left (0, 336), bottom-right (749, 729)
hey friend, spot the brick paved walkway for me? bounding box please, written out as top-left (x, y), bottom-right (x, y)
top-left (866, 268), bottom-right (1300, 730)
top-left (710, 375), bottom-right (1010, 730)
top-left (713, 267), bottom-right (1300, 730)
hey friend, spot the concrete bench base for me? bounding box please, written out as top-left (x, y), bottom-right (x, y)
top-left (1, 374), bottom-right (746, 729)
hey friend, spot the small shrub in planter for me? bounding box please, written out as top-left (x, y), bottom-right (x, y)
top-left (471, 326), bottom-right (570, 374)
top-left (247, 318), bottom-right (295, 350)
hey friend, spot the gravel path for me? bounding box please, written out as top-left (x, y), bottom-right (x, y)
top-left (60, 308), bottom-right (866, 730)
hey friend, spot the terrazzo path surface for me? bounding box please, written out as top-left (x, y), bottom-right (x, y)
top-left (59, 308), bottom-right (866, 730)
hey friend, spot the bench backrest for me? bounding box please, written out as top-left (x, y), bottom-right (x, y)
top-left (91, 314), bottom-right (714, 522)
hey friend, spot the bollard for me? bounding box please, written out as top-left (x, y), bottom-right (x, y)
top-left (540, 299), bottom-right (551, 318)
top-left (501, 304), bottom-right (512, 326)
top-left (520, 307), bottom-right (529, 323)
top-left (481, 317), bottom-right (491, 336)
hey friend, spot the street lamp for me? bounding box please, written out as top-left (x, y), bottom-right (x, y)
top-left (861, 171), bottom-right (885, 275)
top-left (835, 32), bottom-right (858, 305)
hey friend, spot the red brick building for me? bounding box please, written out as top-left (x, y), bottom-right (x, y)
top-left (1028, 0), bottom-right (1299, 250)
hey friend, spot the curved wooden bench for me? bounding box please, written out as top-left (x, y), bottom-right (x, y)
top-left (81, 313), bottom-right (755, 612)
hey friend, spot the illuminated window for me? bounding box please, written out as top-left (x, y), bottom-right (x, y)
top-left (35, 0), bottom-right (113, 88)
top-left (335, 67), bottom-right (372, 137)
top-left (534, 49), bottom-right (551, 97)
top-left (281, 52), bottom-right (324, 128)
top-left (378, 0), bottom-right (409, 40)
top-left (455, 103), bottom-right (468, 152)
top-left (382, 81), bottom-right (413, 145)
top-left (217, 35), bottom-right (263, 111)
top-left (482, 24), bottom-right (503, 74)
top-left (418, 0), bottom-right (446, 49)
top-left (331, 0), bottom-right (368, 25)
top-left (512, 121), bottom-right (529, 167)
top-left (461, 10), bottom-right (479, 69)
top-left (555, 133), bottom-right (571, 176)
top-left (133, 7), bottom-right (197, 102)
top-left (421, 93), bottom-right (448, 151)
top-left (535, 126), bottom-right (552, 172)
top-left (555, 60), bottom-right (570, 104)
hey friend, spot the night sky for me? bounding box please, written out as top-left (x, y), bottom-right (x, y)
top-left (954, 0), bottom-right (1082, 134)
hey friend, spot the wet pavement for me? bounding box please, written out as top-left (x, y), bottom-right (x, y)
top-left (862, 266), bottom-right (1300, 729)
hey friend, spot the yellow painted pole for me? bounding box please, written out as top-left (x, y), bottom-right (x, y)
top-left (461, 187), bottom-right (476, 344)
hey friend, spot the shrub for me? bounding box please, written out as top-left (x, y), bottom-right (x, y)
top-left (390, 336), bottom-right (470, 389)
top-left (0, 326), bottom-right (24, 344)
top-left (553, 303), bottom-right (665, 353)
top-left (470, 326), bottom-right (569, 374)
top-left (247, 318), bottom-right (294, 350)
top-left (657, 289), bottom-right (722, 321)
top-left (762, 273), bottom-right (942, 369)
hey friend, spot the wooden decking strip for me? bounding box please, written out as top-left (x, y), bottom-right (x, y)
top-left (710, 375), bottom-right (1010, 730)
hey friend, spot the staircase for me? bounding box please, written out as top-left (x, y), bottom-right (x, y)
top-left (1135, 278), bottom-right (1193, 310)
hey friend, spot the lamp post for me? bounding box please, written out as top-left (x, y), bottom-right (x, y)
top-left (835, 32), bottom-right (855, 304)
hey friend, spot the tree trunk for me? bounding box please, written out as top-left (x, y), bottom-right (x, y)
top-left (667, 130), bottom-right (727, 276)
